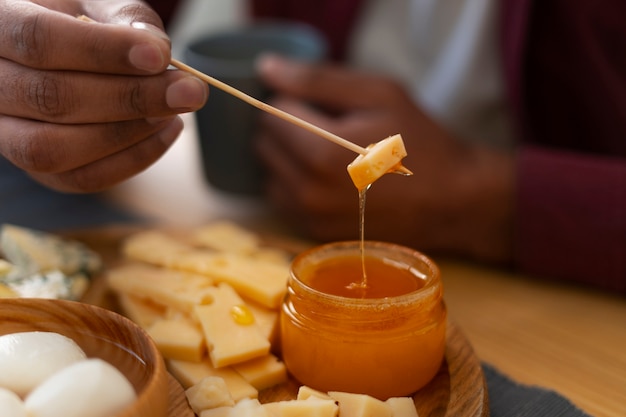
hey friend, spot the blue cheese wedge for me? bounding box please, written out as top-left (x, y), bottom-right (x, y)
top-left (0, 224), bottom-right (101, 276)
top-left (0, 224), bottom-right (101, 300)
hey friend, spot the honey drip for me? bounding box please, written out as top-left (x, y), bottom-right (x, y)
top-left (346, 186), bottom-right (370, 295)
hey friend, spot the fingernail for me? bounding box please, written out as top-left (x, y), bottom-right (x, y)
top-left (129, 43), bottom-right (165, 72)
top-left (166, 77), bottom-right (207, 110)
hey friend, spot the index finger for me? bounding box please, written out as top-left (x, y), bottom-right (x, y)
top-left (0, 1), bottom-right (171, 74)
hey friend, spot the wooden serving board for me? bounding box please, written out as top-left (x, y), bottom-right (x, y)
top-left (72, 225), bottom-right (489, 417)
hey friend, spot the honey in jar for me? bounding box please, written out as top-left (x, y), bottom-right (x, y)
top-left (280, 241), bottom-right (446, 400)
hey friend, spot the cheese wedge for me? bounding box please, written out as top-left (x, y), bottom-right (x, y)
top-left (232, 354), bottom-right (287, 391)
top-left (297, 386), bottom-right (333, 401)
top-left (347, 134), bottom-right (410, 190)
top-left (148, 318), bottom-right (206, 362)
top-left (194, 284), bottom-right (270, 368)
top-left (328, 391), bottom-right (392, 417)
top-left (199, 406), bottom-right (233, 417)
top-left (264, 398), bottom-right (338, 417)
top-left (386, 397), bottom-right (419, 417)
top-left (123, 230), bottom-right (194, 267)
top-left (185, 376), bottom-right (235, 414)
top-left (116, 293), bottom-right (166, 329)
top-left (193, 221), bottom-right (261, 254)
top-left (167, 359), bottom-right (258, 401)
top-left (107, 263), bottom-right (214, 313)
top-left (177, 252), bottom-right (288, 309)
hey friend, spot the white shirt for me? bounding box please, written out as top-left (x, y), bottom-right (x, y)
top-left (170, 0), bottom-right (513, 148)
top-left (348, 0), bottom-right (512, 148)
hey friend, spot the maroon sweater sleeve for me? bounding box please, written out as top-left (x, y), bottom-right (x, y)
top-left (504, 0), bottom-right (626, 293)
top-left (516, 148), bottom-right (626, 292)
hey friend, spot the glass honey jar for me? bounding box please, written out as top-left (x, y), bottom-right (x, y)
top-left (280, 241), bottom-right (446, 400)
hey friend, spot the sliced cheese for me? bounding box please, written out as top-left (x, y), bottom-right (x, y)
top-left (199, 406), bottom-right (233, 417)
top-left (116, 293), bottom-right (166, 329)
top-left (232, 354), bottom-right (287, 391)
top-left (148, 318), bottom-right (206, 362)
top-left (244, 299), bottom-right (279, 345)
top-left (297, 386), bottom-right (333, 401)
top-left (328, 391), bottom-right (392, 417)
top-left (386, 397), bottom-right (419, 417)
top-left (347, 134), bottom-right (409, 190)
top-left (177, 252), bottom-right (288, 309)
top-left (167, 359), bottom-right (258, 401)
top-left (194, 284), bottom-right (270, 367)
top-left (264, 398), bottom-right (338, 417)
top-left (107, 263), bottom-right (214, 313)
top-left (193, 221), bottom-right (261, 254)
top-left (185, 376), bottom-right (235, 414)
top-left (122, 230), bottom-right (194, 267)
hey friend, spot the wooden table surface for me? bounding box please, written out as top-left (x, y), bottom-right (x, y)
top-left (104, 115), bottom-right (626, 417)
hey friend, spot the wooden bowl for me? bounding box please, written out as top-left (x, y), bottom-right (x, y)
top-left (0, 298), bottom-right (169, 417)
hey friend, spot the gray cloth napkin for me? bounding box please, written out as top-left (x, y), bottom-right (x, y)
top-left (483, 364), bottom-right (593, 417)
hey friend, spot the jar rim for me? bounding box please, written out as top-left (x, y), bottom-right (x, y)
top-left (289, 240), bottom-right (442, 307)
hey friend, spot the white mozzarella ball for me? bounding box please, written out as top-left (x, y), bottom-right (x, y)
top-left (25, 358), bottom-right (137, 417)
top-left (0, 387), bottom-right (28, 417)
top-left (0, 331), bottom-right (86, 396)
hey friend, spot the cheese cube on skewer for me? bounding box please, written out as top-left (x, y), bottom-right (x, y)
top-left (347, 134), bottom-right (411, 190)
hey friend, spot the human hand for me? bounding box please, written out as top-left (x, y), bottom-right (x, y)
top-left (0, 0), bottom-right (208, 192)
top-left (255, 55), bottom-right (514, 263)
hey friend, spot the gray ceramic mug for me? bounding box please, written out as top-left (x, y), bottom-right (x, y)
top-left (184, 22), bottom-right (327, 195)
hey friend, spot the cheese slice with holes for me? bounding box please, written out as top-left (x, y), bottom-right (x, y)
top-left (194, 284), bottom-right (270, 368)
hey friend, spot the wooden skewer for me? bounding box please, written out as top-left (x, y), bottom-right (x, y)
top-left (170, 59), bottom-right (369, 156)
top-left (171, 59), bottom-right (412, 175)
top-left (78, 15), bottom-right (411, 175)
